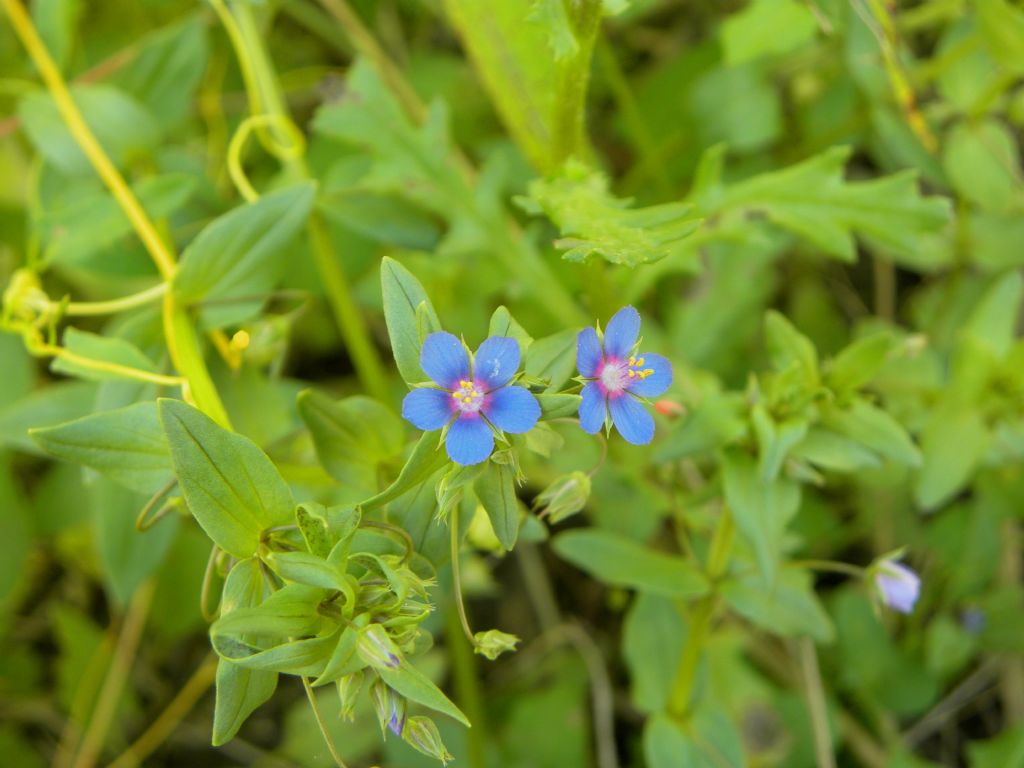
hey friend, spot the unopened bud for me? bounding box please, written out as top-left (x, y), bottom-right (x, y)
top-left (533, 471), bottom-right (590, 524)
top-left (404, 716), bottom-right (453, 764)
top-left (473, 628), bottom-right (519, 660)
top-left (336, 670), bottom-right (364, 721)
top-left (371, 678), bottom-right (407, 737)
top-left (655, 399), bottom-right (686, 417)
top-left (356, 624), bottom-right (402, 669)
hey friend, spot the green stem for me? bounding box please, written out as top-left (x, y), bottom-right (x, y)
top-left (217, 0), bottom-right (388, 401)
top-left (64, 282), bottom-right (167, 316)
top-left (789, 559), bottom-right (865, 579)
top-left (798, 637), bottom-right (837, 768)
top-left (449, 504), bottom-right (476, 644)
top-left (550, 0), bottom-right (603, 170)
top-left (666, 507), bottom-right (734, 719)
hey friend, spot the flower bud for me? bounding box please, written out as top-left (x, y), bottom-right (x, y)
top-left (371, 678), bottom-right (407, 736)
top-left (473, 628), bottom-right (519, 660)
top-left (336, 670), bottom-right (364, 721)
top-left (403, 716), bottom-right (454, 764)
top-left (870, 555), bottom-right (921, 614)
top-left (533, 471), bottom-right (590, 524)
top-left (356, 624), bottom-right (402, 669)
top-left (654, 399), bottom-right (686, 418)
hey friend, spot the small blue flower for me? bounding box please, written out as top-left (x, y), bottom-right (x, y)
top-left (402, 332), bottom-right (541, 466)
top-left (873, 557), bottom-right (921, 614)
top-left (576, 306), bottom-right (672, 445)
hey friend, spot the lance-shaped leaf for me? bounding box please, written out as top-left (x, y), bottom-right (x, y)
top-left (474, 461), bottom-right (520, 550)
top-left (553, 529), bottom-right (709, 598)
top-left (158, 399), bottom-right (293, 558)
top-left (379, 660), bottom-right (470, 726)
top-left (213, 558), bottom-right (277, 746)
top-left (380, 257), bottom-right (442, 384)
top-left (174, 182), bottom-right (316, 329)
top-left (696, 145), bottom-right (951, 262)
top-left (519, 161), bottom-right (701, 267)
top-left (30, 401), bottom-right (171, 495)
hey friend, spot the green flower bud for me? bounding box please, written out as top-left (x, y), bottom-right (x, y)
top-left (371, 678), bottom-right (407, 736)
top-left (403, 716), bottom-right (454, 764)
top-left (336, 670), bottom-right (364, 721)
top-left (356, 624), bottom-right (403, 669)
top-left (473, 628), bottom-right (519, 660)
top-left (533, 471), bottom-right (591, 523)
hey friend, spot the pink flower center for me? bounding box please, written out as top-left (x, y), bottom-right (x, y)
top-left (452, 380), bottom-right (485, 414)
top-left (598, 356), bottom-right (654, 395)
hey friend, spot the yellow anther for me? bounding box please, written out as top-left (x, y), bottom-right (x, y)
top-left (628, 356), bottom-right (636, 366)
top-left (636, 357), bottom-right (645, 367)
top-left (627, 370), bottom-right (635, 378)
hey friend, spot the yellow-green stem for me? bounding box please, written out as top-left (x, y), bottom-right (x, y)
top-left (550, 0), bottom-right (603, 170)
top-left (64, 282), bottom-right (167, 316)
top-left (666, 507), bottom-right (734, 719)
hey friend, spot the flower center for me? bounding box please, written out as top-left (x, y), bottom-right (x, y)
top-left (452, 380), bottom-right (484, 413)
top-left (599, 356), bottom-right (654, 394)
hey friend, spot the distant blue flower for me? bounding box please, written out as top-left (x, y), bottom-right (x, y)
top-left (402, 332), bottom-right (540, 466)
top-left (576, 306), bottom-right (672, 445)
top-left (873, 558), bottom-right (920, 614)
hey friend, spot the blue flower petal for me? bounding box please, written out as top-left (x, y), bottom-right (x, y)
top-left (609, 394), bottom-right (655, 445)
top-left (577, 327), bottom-right (603, 378)
top-left (474, 336), bottom-right (521, 390)
top-left (401, 387), bottom-right (453, 431)
top-left (485, 385), bottom-right (540, 433)
top-left (446, 416), bottom-right (494, 465)
top-left (626, 353), bottom-right (673, 398)
top-left (421, 332), bottom-right (470, 389)
top-left (578, 381), bottom-right (606, 434)
top-left (603, 306), bottom-right (641, 360)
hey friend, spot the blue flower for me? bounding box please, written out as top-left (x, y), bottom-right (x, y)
top-left (872, 557), bottom-right (921, 614)
top-left (576, 306), bottom-right (672, 445)
top-left (402, 332), bottom-right (541, 466)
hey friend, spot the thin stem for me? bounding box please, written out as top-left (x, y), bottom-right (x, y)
top-left (360, 519), bottom-right (415, 564)
top-left (666, 506), bottom-right (734, 719)
top-left (71, 580), bottom-right (156, 768)
top-left (33, 344), bottom-right (186, 388)
top-left (790, 559), bottom-right (865, 579)
top-left (301, 676), bottom-right (349, 768)
top-left (872, 255), bottom-right (895, 322)
top-left (107, 655), bottom-right (218, 768)
top-left (444, 606), bottom-right (487, 768)
top-left (449, 504), bottom-right (476, 644)
top-left (64, 283), bottom-right (168, 317)
top-left (1, 0), bottom-right (175, 279)
top-left (798, 637), bottom-right (837, 768)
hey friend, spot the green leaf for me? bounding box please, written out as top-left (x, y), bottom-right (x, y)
top-left (520, 161), bottom-right (701, 266)
top-left (915, 405), bottom-right (990, 511)
top-left (967, 726), bottom-right (1024, 768)
top-left (942, 120), bottom-right (1022, 213)
top-left (380, 257), bottom-right (442, 384)
top-left (552, 529), bottom-right (709, 598)
top-left (644, 712), bottom-right (744, 768)
top-left (18, 85), bottom-right (161, 174)
top-left (525, 329), bottom-right (578, 392)
top-left (213, 557), bottom-right (277, 745)
top-left (764, 310), bottom-right (818, 385)
top-left (977, 0), bottom-right (1024, 74)
top-left (820, 398), bottom-right (921, 466)
top-left (213, 633), bottom-right (337, 676)
top-left (174, 183), bottom-right (316, 329)
top-left (51, 328), bottom-right (158, 383)
top-left (360, 432), bottom-right (450, 512)
top-left (751, 405), bottom-right (809, 482)
top-left (30, 402), bottom-right (172, 495)
top-left (791, 427), bottom-right (881, 472)
top-left (623, 593), bottom-right (686, 713)
top-left (825, 331), bottom-right (895, 395)
top-left (379, 660), bottom-right (470, 726)
top-left (529, 0), bottom-right (579, 60)
top-left (721, 449), bottom-right (800, 583)
top-left (32, 0), bottom-right (82, 73)
top-left (962, 270), bottom-right (1023, 358)
top-left (474, 461), bottom-right (520, 550)
top-left (0, 381), bottom-right (96, 454)
top-left (488, 305), bottom-right (534, 350)
top-left (721, 568), bottom-right (834, 642)
top-left (263, 550), bottom-right (348, 592)
top-left (296, 502), bottom-right (334, 559)
top-left (297, 390), bottom-right (404, 496)
top-left (159, 399), bottom-right (293, 558)
top-left (720, 0), bottom-right (817, 66)
top-left (699, 146), bottom-right (951, 261)
top-left (537, 393), bottom-right (581, 419)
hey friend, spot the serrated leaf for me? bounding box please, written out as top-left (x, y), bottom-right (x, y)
top-left (700, 146), bottom-right (951, 261)
top-left (380, 257), bottom-right (442, 384)
top-left (474, 461), bottom-right (520, 550)
top-left (553, 529), bottom-right (709, 598)
top-left (174, 183), bottom-right (316, 329)
top-left (521, 161), bottom-right (701, 266)
top-left (159, 399), bottom-right (293, 558)
top-left (51, 328), bottom-right (157, 383)
top-left (30, 401), bottom-right (171, 495)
